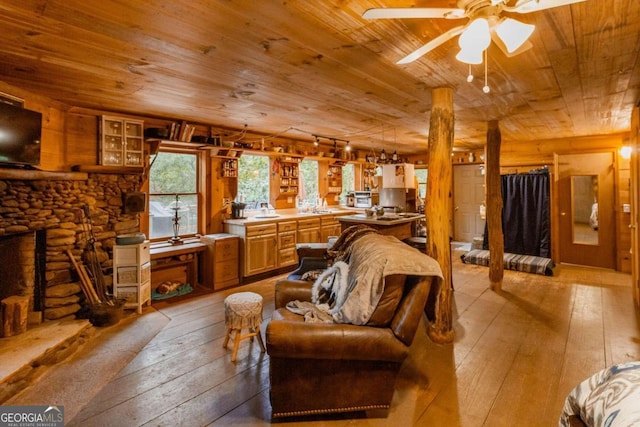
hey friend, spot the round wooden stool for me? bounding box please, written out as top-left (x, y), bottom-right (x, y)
top-left (223, 291), bottom-right (266, 362)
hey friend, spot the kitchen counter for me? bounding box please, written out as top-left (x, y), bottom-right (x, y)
top-left (337, 213), bottom-right (424, 241)
top-left (223, 208), bottom-right (360, 225)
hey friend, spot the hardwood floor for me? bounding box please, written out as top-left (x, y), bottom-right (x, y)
top-left (55, 253), bottom-right (640, 425)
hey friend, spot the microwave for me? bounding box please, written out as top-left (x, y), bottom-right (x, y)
top-left (354, 191), bottom-right (373, 208)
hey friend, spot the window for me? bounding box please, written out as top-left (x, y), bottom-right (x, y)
top-left (299, 160), bottom-right (318, 205)
top-left (415, 168), bottom-right (428, 201)
top-left (238, 154), bottom-right (270, 209)
top-left (149, 151), bottom-right (199, 240)
top-left (342, 163), bottom-right (354, 194)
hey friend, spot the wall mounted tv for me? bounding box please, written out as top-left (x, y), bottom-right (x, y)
top-left (0, 102), bottom-right (42, 167)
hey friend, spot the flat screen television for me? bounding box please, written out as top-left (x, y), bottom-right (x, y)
top-left (0, 102), bottom-right (42, 167)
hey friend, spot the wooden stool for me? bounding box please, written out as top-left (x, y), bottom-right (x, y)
top-left (223, 291), bottom-right (266, 362)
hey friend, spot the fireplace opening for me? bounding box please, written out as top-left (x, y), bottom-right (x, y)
top-left (0, 229), bottom-right (46, 322)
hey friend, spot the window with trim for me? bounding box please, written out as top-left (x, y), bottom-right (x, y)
top-left (299, 159), bottom-right (318, 205)
top-left (237, 154), bottom-right (270, 210)
top-left (148, 151), bottom-right (199, 240)
top-left (415, 168), bottom-right (428, 200)
top-left (342, 163), bottom-right (354, 194)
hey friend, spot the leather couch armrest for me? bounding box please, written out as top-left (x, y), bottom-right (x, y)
top-left (266, 317), bottom-right (409, 363)
top-left (275, 279), bottom-right (314, 309)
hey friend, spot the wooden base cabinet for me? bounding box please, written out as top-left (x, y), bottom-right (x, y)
top-left (200, 234), bottom-right (239, 290)
top-left (113, 241), bottom-right (151, 314)
top-left (225, 223), bottom-right (278, 277)
top-left (278, 221), bottom-right (297, 267)
top-left (297, 217), bottom-right (321, 244)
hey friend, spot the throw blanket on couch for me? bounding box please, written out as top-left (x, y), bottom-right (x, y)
top-left (560, 361), bottom-right (640, 426)
top-left (287, 232), bottom-right (443, 325)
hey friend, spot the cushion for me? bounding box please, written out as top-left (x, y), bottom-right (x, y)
top-left (366, 275), bottom-right (405, 327)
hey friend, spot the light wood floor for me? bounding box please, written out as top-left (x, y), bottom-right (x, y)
top-left (61, 253), bottom-right (640, 426)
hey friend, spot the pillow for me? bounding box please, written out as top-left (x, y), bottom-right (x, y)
top-left (366, 275), bottom-right (405, 326)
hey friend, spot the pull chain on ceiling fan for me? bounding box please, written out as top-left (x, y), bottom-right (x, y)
top-left (362, 0), bottom-right (587, 65)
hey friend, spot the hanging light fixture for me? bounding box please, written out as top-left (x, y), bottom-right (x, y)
top-left (313, 136), bottom-right (319, 147)
top-left (380, 148), bottom-right (387, 162)
top-left (466, 64), bottom-right (474, 83)
top-left (495, 18), bottom-right (535, 54)
top-left (345, 141), bottom-right (351, 151)
top-left (456, 18), bottom-right (491, 65)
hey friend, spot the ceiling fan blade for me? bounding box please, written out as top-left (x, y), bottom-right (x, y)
top-left (362, 7), bottom-right (465, 20)
top-left (491, 32), bottom-right (533, 57)
top-left (505, 0), bottom-right (587, 14)
top-left (396, 25), bottom-right (467, 65)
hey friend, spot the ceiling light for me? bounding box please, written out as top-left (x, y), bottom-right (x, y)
top-left (495, 18), bottom-right (535, 53)
top-left (456, 47), bottom-right (483, 64)
top-left (345, 141), bottom-right (351, 151)
top-left (314, 136), bottom-right (319, 147)
top-left (458, 18), bottom-right (491, 53)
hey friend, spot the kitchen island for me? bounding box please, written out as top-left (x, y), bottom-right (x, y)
top-left (337, 213), bottom-right (424, 241)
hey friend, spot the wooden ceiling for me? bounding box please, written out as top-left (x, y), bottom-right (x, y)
top-left (0, 0), bottom-right (638, 155)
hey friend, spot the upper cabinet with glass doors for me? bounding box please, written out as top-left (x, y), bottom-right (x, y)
top-left (100, 115), bottom-right (144, 167)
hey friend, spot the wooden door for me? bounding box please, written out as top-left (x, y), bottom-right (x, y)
top-left (557, 152), bottom-right (615, 269)
top-left (453, 164), bottom-right (486, 242)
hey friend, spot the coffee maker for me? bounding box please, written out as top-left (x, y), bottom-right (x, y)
top-left (231, 202), bottom-right (246, 219)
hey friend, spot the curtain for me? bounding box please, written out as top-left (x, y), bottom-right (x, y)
top-left (483, 169), bottom-right (551, 258)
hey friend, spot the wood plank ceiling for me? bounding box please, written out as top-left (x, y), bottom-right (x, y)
top-left (0, 0), bottom-right (638, 155)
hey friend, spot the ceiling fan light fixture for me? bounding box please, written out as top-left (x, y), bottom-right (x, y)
top-left (456, 47), bottom-right (483, 64)
top-left (458, 18), bottom-right (491, 52)
top-left (495, 18), bottom-right (535, 53)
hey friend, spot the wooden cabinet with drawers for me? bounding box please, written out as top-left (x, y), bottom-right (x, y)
top-left (320, 215), bottom-right (343, 243)
top-left (200, 233), bottom-right (239, 290)
top-left (278, 220), bottom-right (297, 268)
top-left (297, 217), bottom-right (321, 244)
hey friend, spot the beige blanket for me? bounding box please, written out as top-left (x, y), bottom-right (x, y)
top-left (286, 233), bottom-right (443, 325)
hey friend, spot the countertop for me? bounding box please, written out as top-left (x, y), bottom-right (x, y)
top-left (337, 213), bottom-right (424, 226)
top-left (223, 208), bottom-right (362, 225)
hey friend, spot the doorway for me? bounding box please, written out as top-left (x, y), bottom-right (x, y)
top-left (453, 164), bottom-right (486, 242)
top-left (556, 152), bottom-right (616, 269)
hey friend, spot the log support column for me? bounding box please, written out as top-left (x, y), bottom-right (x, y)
top-left (425, 87), bottom-right (454, 344)
top-left (485, 120), bottom-right (504, 291)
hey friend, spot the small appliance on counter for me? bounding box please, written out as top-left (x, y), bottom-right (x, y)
top-left (346, 192), bottom-right (355, 207)
top-left (231, 202), bottom-right (246, 219)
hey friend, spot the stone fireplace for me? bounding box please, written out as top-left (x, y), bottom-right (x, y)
top-left (0, 172), bottom-right (144, 335)
top-left (0, 230), bottom-right (46, 332)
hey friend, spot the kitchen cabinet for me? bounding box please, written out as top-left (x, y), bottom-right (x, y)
top-left (327, 164), bottom-right (343, 194)
top-left (244, 224), bottom-right (278, 276)
top-left (277, 157), bottom-right (300, 195)
top-left (278, 221), bottom-right (298, 267)
top-left (320, 215), bottom-right (343, 243)
top-left (297, 217), bottom-right (321, 243)
top-left (221, 158), bottom-right (238, 178)
top-left (113, 241), bottom-right (151, 314)
top-left (100, 115), bottom-right (144, 167)
top-left (200, 234), bottom-right (239, 290)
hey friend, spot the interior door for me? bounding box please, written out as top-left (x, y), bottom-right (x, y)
top-left (454, 164), bottom-right (486, 242)
top-left (557, 152), bottom-right (615, 268)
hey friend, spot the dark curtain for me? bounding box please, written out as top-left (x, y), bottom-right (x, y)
top-left (483, 169), bottom-right (551, 258)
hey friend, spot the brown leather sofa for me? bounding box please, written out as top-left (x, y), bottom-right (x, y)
top-left (265, 232), bottom-right (442, 418)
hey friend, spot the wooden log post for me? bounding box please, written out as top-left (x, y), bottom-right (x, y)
top-left (425, 87), bottom-right (454, 344)
top-left (2, 295), bottom-right (30, 337)
top-left (486, 120), bottom-right (504, 291)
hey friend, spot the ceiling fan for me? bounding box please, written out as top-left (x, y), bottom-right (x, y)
top-left (362, 0), bottom-right (586, 65)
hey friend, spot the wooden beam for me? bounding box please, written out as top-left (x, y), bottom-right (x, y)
top-left (486, 120), bottom-right (504, 291)
top-left (425, 87), bottom-right (454, 344)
